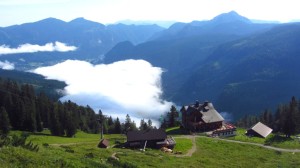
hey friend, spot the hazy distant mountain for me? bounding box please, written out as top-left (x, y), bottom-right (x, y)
top-left (115, 20), bottom-right (176, 28)
top-left (105, 12), bottom-right (300, 119)
top-left (150, 11), bottom-right (275, 41)
top-left (0, 17), bottom-right (164, 69)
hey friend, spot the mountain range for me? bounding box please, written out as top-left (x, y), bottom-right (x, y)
top-left (0, 17), bottom-right (164, 69)
top-left (1, 11), bottom-right (300, 119)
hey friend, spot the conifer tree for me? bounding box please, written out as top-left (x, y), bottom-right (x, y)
top-left (0, 107), bottom-right (10, 135)
top-left (124, 114), bottom-right (132, 132)
top-left (147, 119), bottom-right (153, 129)
top-left (168, 105), bottom-right (179, 127)
top-left (114, 117), bottom-right (122, 134)
top-left (65, 111), bottom-right (76, 137)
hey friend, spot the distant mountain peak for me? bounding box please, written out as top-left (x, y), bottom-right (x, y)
top-left (212, 11), bottom-right (251, 24)
top-left (69, 17), bottom-right (105, 27)
top-left (37, 17), bottom-right (66, 24)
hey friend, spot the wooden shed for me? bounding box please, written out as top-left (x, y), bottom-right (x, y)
top-left (246, 122), bottom-right (273, 138)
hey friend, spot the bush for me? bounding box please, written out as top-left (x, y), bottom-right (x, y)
top-left (0, 134), bottom-right (39, 152)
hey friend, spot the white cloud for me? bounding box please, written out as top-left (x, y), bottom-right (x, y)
top-left (0, 60), bottom-right (14, 70)
top-left (33, 59), bottom-right (173, 123)
top-left (0, 42), bottom-right (77, 55)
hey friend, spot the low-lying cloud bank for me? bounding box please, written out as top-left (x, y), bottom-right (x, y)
top-left (0, 60), bottom-right (14, 70)
top-left (33, 59), bottom-right (173, 124)
top-left (0, 41), bottom-right (77, 55)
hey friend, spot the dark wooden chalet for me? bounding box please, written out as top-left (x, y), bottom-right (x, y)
top-left (181, 101), bottom-right (224, 132)
top-left (126, 129), bottom-right (176, 149)
top-left (246, 122), bottom-right (273, 138)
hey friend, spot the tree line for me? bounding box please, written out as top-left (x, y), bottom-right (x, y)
top-left (0, 79), bottom-right (101, 137)
top-left (236, 96), bottom-right (300, 137)
top-left (98, 112), bottom-right (156, 134)
top-left (0, 78), bottom-right (157, 137)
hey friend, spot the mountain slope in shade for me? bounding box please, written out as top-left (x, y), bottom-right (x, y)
top-left (177, 23), bottom-right (300, 119)
top-left (105, 12), bottom-right (300, 119)
top-left (0, 17), bottom-right (164, 69)
top-left (104, 11), bottom-right (278, 108)
top-left (0, 69), bottom-right (66, 99)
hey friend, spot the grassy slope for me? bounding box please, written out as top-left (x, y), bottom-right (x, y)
top-left (226, 128), bottom-right (300, 149)
top-left (1, 130), bottom-right (300, 167)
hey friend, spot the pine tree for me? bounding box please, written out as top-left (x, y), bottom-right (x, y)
top-left (124, 114), bottom-right (132, 132)
top-left (139, 119), bottom-right (146, 130)
top-left (0, 107), bottom-right (10, 135)
top-left (160, 118), bottom-right (167, 129)
top-left (290, 96), bottom-right (300, 133)
top-left (64, 111), bottom-right (76, 137)
top-left (147, 119), bottom-right (153, 129)
top-left (282, 105), bottom-right (296, 138)
top-left (114, 117), bottom-right (122, 134)
top-left (168, 105), bottom-right (179, 127)
top-left (130, 121), bottom-right (138, 131)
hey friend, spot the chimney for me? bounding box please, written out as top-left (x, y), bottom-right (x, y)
top-left (195, 100), bottom-right (200, 107)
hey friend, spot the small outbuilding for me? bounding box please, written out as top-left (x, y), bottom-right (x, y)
top-left (98, 139), bottom-right (109, 148)
top-left (126, 129), bottom-right (176, 149)
top-left (246, 122), bottom-right (273, 138)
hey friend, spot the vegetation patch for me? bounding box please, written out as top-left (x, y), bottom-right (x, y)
top-left (173, 137), bottom-right (193, 154)
top-left (225, 128), bottom-right (300, 149)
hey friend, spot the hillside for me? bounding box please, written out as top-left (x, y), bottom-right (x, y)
top-left (178, 23), bottom-right (300, 119)
top-left (0, 69), bottom-right (65, 99)
top-left (105, 13), bottom-right (300, 119)
top-left (0, 18), bottom-right (164, 70)
top-left (1, 131), bottom-right (300, 167)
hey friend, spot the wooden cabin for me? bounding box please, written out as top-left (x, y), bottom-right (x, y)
top-left (246, 122), bottom-right (273, 138)
top-left (126, 129), bottom-right (176, 149)
top-left (181, 101), bottom-right (224, 132)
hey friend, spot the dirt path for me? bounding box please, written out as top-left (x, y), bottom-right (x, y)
top-left (173, 135), bottom-right (300, 158)
top-left (214, 138), bottom-right (300, 153)
top-left (50, 141), bottom-right (96, 147)
top-left (174, 136), bottom-right (197, 157)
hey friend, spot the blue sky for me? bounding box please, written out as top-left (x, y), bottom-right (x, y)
top-left (1, 0), bottom-right (299, 26)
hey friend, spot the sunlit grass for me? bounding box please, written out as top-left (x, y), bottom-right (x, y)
top-left (225, 128), bottom-right (300, 149)
top-left (2, 130), bottom-right (300, 167)
top-left (173, 137), bottom-right (193, 154)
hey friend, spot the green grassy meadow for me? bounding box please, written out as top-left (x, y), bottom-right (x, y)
top-left (1, 130), bottom-right (300, 167)
top-left (226, 128), bottom-right (300, 149)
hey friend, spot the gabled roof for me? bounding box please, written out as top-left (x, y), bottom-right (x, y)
top-left (185, 102), bottom-right (224, 123)
top-left (201, 103), bottom-right (224, 123)
top-left (127, 129), bottom-right (167, 142)
top-left (248, 122), bottom-right (273, 138)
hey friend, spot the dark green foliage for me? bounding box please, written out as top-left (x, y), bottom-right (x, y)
top-left (0, 134), bottom-right (39, 152)
top-left (0, 107), bottom-right (10, 135)
top-left (114, 117), bottom-right (122, 134)
top-left (124, 114), bottom-right (137, 132)
top-left (139, 119), bottom-right (148, 131)
top-left (107, 157), bottom-right (138, 168)
top-left (237, 96), bottom-right (300, 136)
top-left (64, 111), bottom-right (77, 137)
top-left (147, 119), bottom-right (153, 129)
top-left (0, 78), bottom-right (100, 136)
top-left (84, 152), bottom-right (94, 158)
top-left (168, 105), bottom-right (179, 127)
